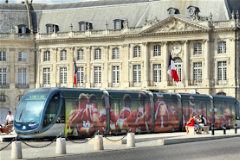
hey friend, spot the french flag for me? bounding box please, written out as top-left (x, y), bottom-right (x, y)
top-left (73, 59), bottom-right (78, 87)
top-left (167, 54), bottom-right (179, 82)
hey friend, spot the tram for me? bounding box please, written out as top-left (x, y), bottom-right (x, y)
top-left (14, 88), bottom-right (240, 138)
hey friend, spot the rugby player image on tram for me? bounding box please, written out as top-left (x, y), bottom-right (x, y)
top-left (67, 93), bottom-right (89, 136)
top-left (125, 92), bottom-right (150, 133)
top-left (98, 96), bottom-right (117, 133)
top-left (116, 94), bottom-right (132, 131)
top-left (154, 94), bottom-right (172, 132)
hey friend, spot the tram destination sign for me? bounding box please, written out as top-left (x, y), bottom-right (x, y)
top-left (27, 94), bottom-right (47, 100)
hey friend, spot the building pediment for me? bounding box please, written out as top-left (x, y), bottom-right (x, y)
top-left (141, 16), bottom-right (210, 34)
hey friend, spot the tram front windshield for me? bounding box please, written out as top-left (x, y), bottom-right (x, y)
top-left (15, 92), bottom-right (48, 124)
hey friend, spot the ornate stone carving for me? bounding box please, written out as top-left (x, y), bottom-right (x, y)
top-left (153, 19), bottom-right (200, 33)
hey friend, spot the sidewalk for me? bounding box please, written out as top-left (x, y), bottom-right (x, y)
top-left (1, 129), bottom-right (240, 160)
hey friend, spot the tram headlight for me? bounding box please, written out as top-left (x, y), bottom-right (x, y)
top-left (22, 126), bottom-right (26, 129)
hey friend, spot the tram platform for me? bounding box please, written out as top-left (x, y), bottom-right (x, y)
top-left (1, 129), bottom-right (240, 159)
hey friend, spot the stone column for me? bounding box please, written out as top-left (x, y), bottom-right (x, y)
top-left (142, 42), bottom-right (149, 88)
top-left (36, 49), bottom-right (41, 88)
top-left (162, 42), bottom-right (168, 87)
top-left (204, 40), bottom-right (210, 88)
top-left (122, 44), bottom-right (130, 88)
top-left (52, 48), bottom-right (58, 87)
top-left (103, 46), bottom-right (109, 88)
top-left (86, 47), bottom-right (91, 88)
top-left (68, 47), bottom-right (74, 87)
top-left (183, 40), bottom-right (189, 86)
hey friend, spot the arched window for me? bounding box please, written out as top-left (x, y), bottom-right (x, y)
top-left (173, 58), bottom-right (182, 82)
top-left (94, 48), bottom-right (101, 60)
top-left (216, 92), bottom-right (226, 96)
top-left (112, 48), bottom-right (119, 59)
top-left (133, 46), bottom-right (141, 57)
top-left (60, 50), bottom-right (67, 61)
top-left (77, 49), bottom-right (84, 60)
top-left (43, 51), bottom-right (50, 61)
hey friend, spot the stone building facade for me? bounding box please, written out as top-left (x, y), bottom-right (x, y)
top-left (0, 0), bottom-right (240, 114)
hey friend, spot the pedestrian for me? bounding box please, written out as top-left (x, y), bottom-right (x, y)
top-left (4, 111), bottom-right (14, 125)
top-left (185, 114), bottom-right (194, 134)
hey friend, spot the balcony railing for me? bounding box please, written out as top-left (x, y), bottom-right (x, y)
top-left (56, 83), bottom-right (67, 87)
top-left (216, 80), bottom-right (228, 85)
top-left (108, 83), bottom-right (120, 88)
top-left (76, 83), bottom-right (86, 88)
top-left (15, 84), bottom-right (29, 89)
top-left (149, 81), bottom-right (161, 87)
top-left (90, 83), bottom-right (102, 88)
top-left (188, 80), bottom-right (202, 86)
top-left (129, 82), bottom-right (141, 87)
top-left (0, 83), bottom-right (10, 88)
top-left (40, 84), bottom-right (52, 87)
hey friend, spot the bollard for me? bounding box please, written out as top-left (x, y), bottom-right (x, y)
top-left (11, 141), bottom-right (22, 159)
top-left (127, 132), bottom-right (135, 148)
top-left (159, 139), bottom-right (165, 145)
top-left (235, 123), bottom-right (237, 134)
top-left (56, 138), bottom-right (66, 155)
top-left (223, 124), bottom-right (226, 135)
top-left (94, 135), bottom-right (104, 151)
top-left (211, 124), bottom-right (214, 135)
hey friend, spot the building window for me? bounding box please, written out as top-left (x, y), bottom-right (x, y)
top-left (0, 68), bottom-right (7, 86)
top-left (0, 94), bottom-right (6, 102)
top-left (217, 61), bottom-right (227, 81)
top-left (133, 65), bottom-right (141, 83)
top-left (43, 68), bottom-right (50, 84)
top-left (79, 22), bottom-right (93, 31)
top-left (153, 45), bottom-right (161, 56)
top-left (18, 68), bottom-right (27, 85)
top-left (193, 43), bottom-right (202, 54)
top-left (46, 24), bottom-right (59, 33)
top-left (60, 67), bottom-right (67, 84)
top-left (113, 19), bottom-right (124, 30)
top-left (94, 66), bottom-right (102, 84)
top-left (77, 67), bottom-right (84, 84)
top-left (43, 51), bottom-right (50, 61)
top-left (112, 66), bottom-right (120, 84)
top-left (60, 50), bottom-right (67, 61)
top-left (18, 52), bottom-right (27, 62)
top-left (17, 24), bottom-right (27, 34)
top-left (94, 48), bottom-right (101, 60)
top-left (193, 62), bottom-right (202, 84)
top-left (167, 8), bottom-right (180, 15)
top-left (174, 58), bottom-right (182, 82)
top-left (218, 41), bottom-right (226, 53)
top-left (0, 51), bottom-right (6, 61)
top-left (133, 46), bottom-right (141, 57)
top-left (112, 48), bottom-right (119, 59)
top-left (153, 64), bottom-right (161, 82)
top-left (77, 49), bottom-right (84, 60)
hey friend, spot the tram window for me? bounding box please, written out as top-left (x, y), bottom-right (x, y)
top-left (43, 94), bottom-right (60, 128)
top-left (237, 103), bottom-right (240, 120)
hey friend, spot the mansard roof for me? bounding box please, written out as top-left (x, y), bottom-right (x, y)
top-left (0, 3), bottom-right (29, 33)
top-left (0, 0), bottom-right (239, 33)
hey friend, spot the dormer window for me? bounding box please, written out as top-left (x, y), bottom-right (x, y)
top-left (79, 21), bottom-right (93, 31)
top-left (46, 24), bottom-right (59, 33)
top-left (17, 24), bottom-right (27, 34)
top-left (114, 19), bottom-right (124, 30)
top-left (187, 6), bottom-right (200, 16)
top-left (167, 8), bottom-right (180, 15)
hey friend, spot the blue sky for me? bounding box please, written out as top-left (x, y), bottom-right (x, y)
top-left (0, 0), bottom-right (95, 3)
